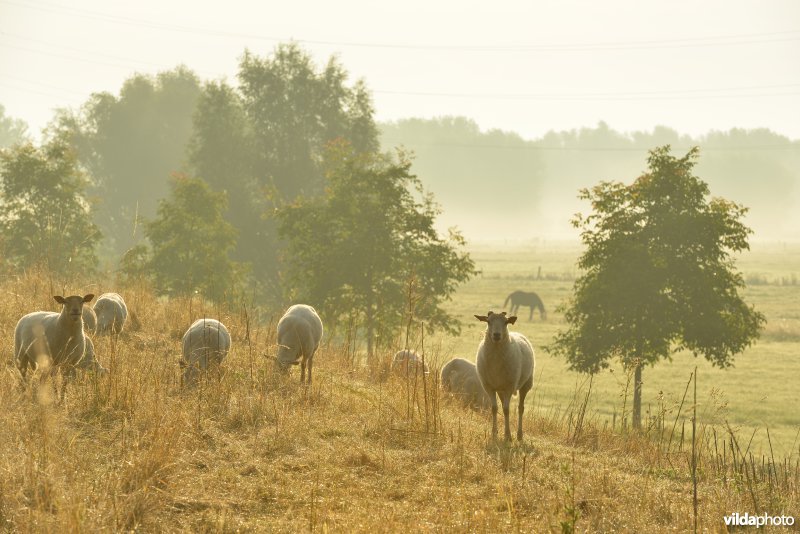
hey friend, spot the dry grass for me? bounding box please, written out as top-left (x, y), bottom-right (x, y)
top-left (0, 270), bottom-right (798, 532)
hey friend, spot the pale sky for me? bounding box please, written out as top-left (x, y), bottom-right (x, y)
top-left (1, 0), bottom-right (799, 141)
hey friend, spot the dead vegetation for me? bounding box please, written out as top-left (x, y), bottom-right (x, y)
top-left (0, 271), bottom-right (797, 532)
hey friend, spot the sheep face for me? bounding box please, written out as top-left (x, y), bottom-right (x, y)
top-left (474, 311), bottom-right (517, 344)
top-left (54, 294), bottom-right (94, 324)
top-left (275, 344), bottom-right (299, 372)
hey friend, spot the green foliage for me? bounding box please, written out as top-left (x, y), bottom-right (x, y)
top-left (189, 43), bottom-right (380, 299)
top-left (548, 146), bottom-right (765, 429)
top-left (53, 67), bottom-right (202, 256)
top-left (0, 104), bottom-right (29, 148)
top-left (549, 146), bottom-right (765, 375)
top-left (0, 140), bottom-right (100, 274)
top-left (142, 174), bottom-right (244, 302)
top-left (276, 141), bottom-right (476, 353)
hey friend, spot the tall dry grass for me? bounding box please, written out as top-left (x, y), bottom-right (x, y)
top-left (0, 270), bottom-right (797, 532)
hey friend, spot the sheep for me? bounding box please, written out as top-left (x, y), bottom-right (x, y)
top-left (180, 318), bottom-right (230, 387)
top-left (82, 306), bottom-right (97, 335)
top-left (441, 357), bottom-right (491, 409)
top-left (275, 304), bottom-right (323, 384)
top-left (78, 337), bottom-right (108, 375)
top-left (391, 349), bottom-right (430, 377)
top-left (13, 294), bottom-right (95, 393)
top-left (475, 311), bottom-right (535, 441)
top-left (93, 292), bottom-right (128, 335)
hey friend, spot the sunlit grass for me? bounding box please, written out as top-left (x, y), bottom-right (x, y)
top-left (0, 248), bottom-right (797, 530)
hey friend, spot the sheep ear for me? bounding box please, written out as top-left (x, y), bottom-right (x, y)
top-left (474, 315), bottom-right (489, 322)
top-left (83, 294), bottom-right (95, 303)
top-left (54, 296), bottom-right (66, 304)
top-left (507, 316), bottom-right (518, 325)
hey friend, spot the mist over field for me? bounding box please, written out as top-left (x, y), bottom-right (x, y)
top-left (1, 1), bottom-right (799, 530)
top-left (381, 118), bottom-right (800, 241)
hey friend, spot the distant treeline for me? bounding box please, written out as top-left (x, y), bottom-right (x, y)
top-left (380, 118), bottom-right (800, 240)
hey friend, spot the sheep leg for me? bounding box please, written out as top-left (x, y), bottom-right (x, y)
top-left (300, 356), bottom-right (307, 384)
top-left (518, 375), bottom-right (533, 441)
top-left (490, 391), bottom-right (499, 438)
top-left (501, 393), bottom-right (512, 441)
top-left (306, 353), bottom-right (314, 386)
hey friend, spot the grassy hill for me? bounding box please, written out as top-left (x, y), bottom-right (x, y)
top-left (0, 260), bottom-right (797, 531)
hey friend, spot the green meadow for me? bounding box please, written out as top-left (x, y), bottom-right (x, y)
top-left (433, 240), bottom-right (800, 457)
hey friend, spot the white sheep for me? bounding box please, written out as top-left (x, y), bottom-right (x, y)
top-left (275, 304), bottom-right (323, 384)
top-left (180, 318), bottom-right (231, 387)
top-left (93, 292), bottom-right (128, 335)
top-left (78, 337), bottom-right (108, 375)
top-left (475, 311), bottom-right (535, 441)
top-left (82, 306), bottom-right (97, 335)
top-left (391, 349), bottom-right (430, 377)
top-left (14, 294), bottom-right (95, 388)
top-left (441, 357), bottom-right (490, 409)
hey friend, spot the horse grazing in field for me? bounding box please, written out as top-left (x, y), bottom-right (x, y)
top-left (504, 291), bottom-right (546, 321)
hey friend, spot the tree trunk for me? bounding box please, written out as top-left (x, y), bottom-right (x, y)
top-left (365, 285), bottom-right (375, 360)
top-left (633, 363), bottom-right (643, 429)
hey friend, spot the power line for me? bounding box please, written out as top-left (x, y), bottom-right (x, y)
top-left (3, 36), bottom-right (800, 103)
top-left (2, 0), bottom-right (799, 52)
top-left (379, 138), bottom-right (800, 152)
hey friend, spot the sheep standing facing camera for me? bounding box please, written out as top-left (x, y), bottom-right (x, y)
top-left (475, 311), bottom-right (535, 441)
top-left (181, 318), bottom-right (230, 387)
top-left (14, 294), bottom-right (96, 398)
top-left (275, 304), bottom-right (323, 384)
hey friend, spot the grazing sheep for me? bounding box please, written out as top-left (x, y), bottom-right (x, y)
top-left (78, 337), bottom-right (108, 375)
top-left (275, 304), bottom-right (323, 384)
top-left (14, 294), bottom-right (95, 385)
top-left (475, 311), bottom-right (535, 441)
top-left (93, 292), bottom-right (128, 335)
top-left (391, 349), bottom-right (430, 377)
top-left (441, 357), bottom-right (490, 409)
top-left (82, 306), bottom-right (97, 335)
top-left (180, 318), bottom-right (230, 387)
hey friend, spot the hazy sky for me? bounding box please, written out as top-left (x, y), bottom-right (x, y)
top-left (1, 0), bottom-right (799, 141)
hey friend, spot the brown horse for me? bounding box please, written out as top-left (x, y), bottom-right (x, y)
top-left (504, 290), bottom-right (546, 320)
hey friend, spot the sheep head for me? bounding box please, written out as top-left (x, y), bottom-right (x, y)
top-left (54, 294), bottom-right (95, 324)
top-left (474, 310), bottom-right (517, 343)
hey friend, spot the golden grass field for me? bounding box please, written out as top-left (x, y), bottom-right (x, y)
top-left (0, 242), bottom-right (797, 532)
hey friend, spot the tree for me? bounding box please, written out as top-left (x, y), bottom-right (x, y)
top-left (0, 140), bottom-right (100, 275)
top-left (142, 174), bottom-right (243, 302)
top-left (276, 140), bottom-right (476, 357)
top-left (548, 146), bottom-right (765, 429)
top-left (52, 67), bottom-right (202, 256)
top-left (189, 43), bottom-right (380, 299)
top-left (0, 104), bottom-right (29, 148)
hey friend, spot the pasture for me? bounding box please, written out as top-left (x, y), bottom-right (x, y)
top-left (0, 242), bottom-right (797, 531)
top-left (442, 240), bottom-right (800, 457)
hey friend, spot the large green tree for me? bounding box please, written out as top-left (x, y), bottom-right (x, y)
top-left (53, 67), bottom-right (202, 256)
top-left (141, 174), bottom-right (243, 302)
top-left (548, 146), bottom-right (765, 429)
top-left (0, 140), bottom-right (100, 274)
top-left (276, 141), bottom-right (476, 357)
top-left (189, 44), bottom-right (379, 299)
